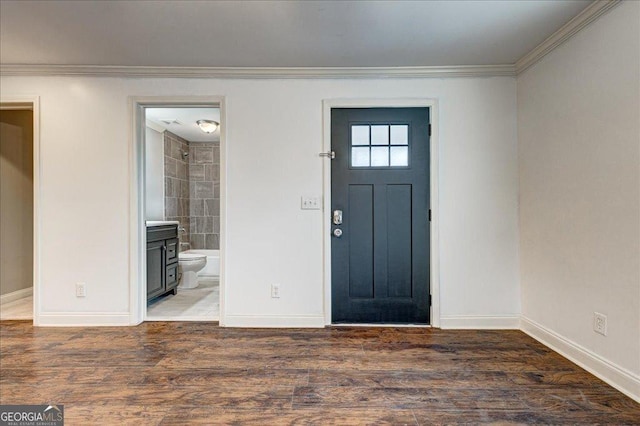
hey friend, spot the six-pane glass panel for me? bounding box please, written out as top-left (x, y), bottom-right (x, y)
top-left (351, 124), bottom-right (409, 167)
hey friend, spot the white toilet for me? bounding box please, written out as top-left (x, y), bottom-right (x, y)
top-left (178, 253), bottom-right (207, 289)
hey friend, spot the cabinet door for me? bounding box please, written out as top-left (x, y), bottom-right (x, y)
top-left (146, 240), bottom-right (165, 300)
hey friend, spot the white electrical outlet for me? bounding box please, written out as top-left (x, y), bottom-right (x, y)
top-left (594, 312), bottom-right (607, 336)
top-left (271, 284), bottom-right (280, 298)
top-left (301, 196), bottom-right (321, 210)
top-left (76, 282), bottom-right (86, 298)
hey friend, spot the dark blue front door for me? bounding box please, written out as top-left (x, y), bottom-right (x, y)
top-left (331, 107), bottom-right (430, 324)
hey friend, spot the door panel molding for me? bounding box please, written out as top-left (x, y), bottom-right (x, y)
top-left (322, 98), bottom-right (440, 327)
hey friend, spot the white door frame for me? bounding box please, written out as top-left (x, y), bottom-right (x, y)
top-left (129, 96), bottom-right (227, 325)
top-left (0, 95), bottom-right (41, 325)
top-left (321, 98), bottom-right (441, 327)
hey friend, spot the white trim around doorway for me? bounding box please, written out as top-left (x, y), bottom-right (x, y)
top-left (321, 98), bottom-right (441, 327)
top-left (128, 96), bottom-right (227, 326)
top-left (0, 95), bottom-right (41, 325)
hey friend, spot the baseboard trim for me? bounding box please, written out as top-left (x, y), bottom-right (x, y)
top-left (146, 316), bottom-right (219, 322)
top-left (440, 315), bottom-right (520, 329)
top-left (37, 312), bottom-right (131, 326)
top-left (0, 287), bottom-right (33, 305)
top-left (331, 323), bottom-right (431, 328)
top-left (521, 316), bottom-right (640, 403)
top-left (224, 314), bottom-right (325, 328)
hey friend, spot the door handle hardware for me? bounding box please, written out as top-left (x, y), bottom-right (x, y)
top-left (333, 228), bottom-right (343, 238)
top-left (319, 151), bottom-right (335, 159)
top-left (333, 209), bottom-right (343, 225)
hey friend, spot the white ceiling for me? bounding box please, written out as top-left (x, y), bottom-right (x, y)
top-left (0, 0), bottom-right (591, 68)
top-left (146, 108), bottom-right (220, 143)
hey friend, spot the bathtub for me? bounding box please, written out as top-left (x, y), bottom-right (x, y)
top-left (181, 249), bottom-right (219, 278)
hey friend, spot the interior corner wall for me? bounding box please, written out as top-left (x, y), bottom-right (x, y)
top-left (0, 110), bottom-right (34, 297)
top-left (0, 75), bottom-right (519, 325)
top-left (517, 0), bottom-right (640, 383)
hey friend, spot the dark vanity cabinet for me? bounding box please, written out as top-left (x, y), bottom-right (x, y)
top-left (147, 225), bottom-right (179, 302)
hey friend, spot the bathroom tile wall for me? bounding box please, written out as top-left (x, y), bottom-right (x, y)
top-left (189, 142), bottom-right (220, 249)
top-left (164, 131), bottom-right (190, 246)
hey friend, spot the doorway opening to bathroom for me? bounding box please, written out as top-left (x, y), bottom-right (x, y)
top-left (132, 97), bottom-right (225, 324)
top-left (0, 99), bottom-right (38, 322)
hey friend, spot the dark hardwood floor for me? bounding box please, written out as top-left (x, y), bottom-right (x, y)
top-left (1, 321), bottom-right (638, 425)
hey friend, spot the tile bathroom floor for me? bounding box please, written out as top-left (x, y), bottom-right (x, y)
top-left (147, 279), bottom-right (219, 321)
top-left (0, 296), bottom-right (32, 320)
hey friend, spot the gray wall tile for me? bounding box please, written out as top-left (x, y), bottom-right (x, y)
top-left (171, 139), bottom-right (182, 159)
top-left (196, 216), bottom-right (213, 233)
top-left (205, 233), bottom-right (219, 249)
top-left (165, 198), bottom-right (178, 217)
top-left (195, 181), bottom-right (214, 198)
top-left (162, 134), bottom-right (220, 252)
top-left (204, 199), bottom-right (217, 216)
top-left (190, 164), bottom-right (205, 181)
top-left (190, 234), bottom-right (205, 250)
top-left (177, 161), bottom-right (188, 180)
top-left (193, 147), bottom-right (213, 164)
top-left (179, 180), bottom-right (187, 198)
top-left (190, 199), bottom-right (204, 216)
top-left (164, 156), bottom-right (177, 178)
top-left (213, 146), bottom-right (220, 163)
top-left (164, 131), bottom-right (191, 248)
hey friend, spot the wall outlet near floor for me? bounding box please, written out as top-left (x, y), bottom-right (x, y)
top-left (271, 284), bottom-right (281, 298)
top-left (593, 312), bottom-right (607, 336)
top-left (76, 282), bottom-right (86, 298)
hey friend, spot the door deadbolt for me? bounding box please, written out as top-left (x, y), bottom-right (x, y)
top-left (333, 209), bottom-right (343, 225)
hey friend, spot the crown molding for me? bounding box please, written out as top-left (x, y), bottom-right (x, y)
top-left (0, 1), bottom-right (619, 80)
top-left (515, 0), bottom-right (621, 74)
top-left (0, 64), bottom-right (516, 79)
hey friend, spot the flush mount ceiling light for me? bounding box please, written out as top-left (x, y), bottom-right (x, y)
top-left (196, 119), bottom-right (219, 134)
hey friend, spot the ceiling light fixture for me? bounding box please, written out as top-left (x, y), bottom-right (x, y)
top-left (196, 119), bottom-right (219, 134)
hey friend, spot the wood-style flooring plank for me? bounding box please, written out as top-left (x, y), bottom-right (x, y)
top-left (292, 386), bottom-right (529, 410)
top-left (64, 405), bottom-right (168, 426)
top-left (104, 367), bottom-right (309, 387)
top-left (307, 369), bottom-right (512, 389)
top-left (158, 407), bottom-right (418, 426)
top-left (61, 385), bottom-right (295, 409)
top-left (1, 320), bottom-right (638, 425)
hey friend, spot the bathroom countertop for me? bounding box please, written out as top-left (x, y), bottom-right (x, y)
top-left (145, 220), bottom-right (180, 227)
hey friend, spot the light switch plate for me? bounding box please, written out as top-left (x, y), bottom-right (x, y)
top-left (301, 196), bottom-right (321, 210)
top-left (76, 282), bottom-right (86, 297)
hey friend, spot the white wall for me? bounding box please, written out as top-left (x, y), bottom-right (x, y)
top-left (518, 0), bottom-right (639, 393)
top-left (0, 75), bottom-right (520, 325)
top-left (144, 126), bottom-right (164, 221)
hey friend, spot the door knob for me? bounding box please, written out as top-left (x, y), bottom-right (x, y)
top-left (333, 228), bottom-right (343, 238)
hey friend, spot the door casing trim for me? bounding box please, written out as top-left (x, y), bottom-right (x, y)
top-left (321, 98), bottom-right (440, 327)
top-left (129, 96), bottom-right (227, 325)
top-left (0, 96), bottom-right (40, 325)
